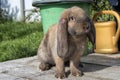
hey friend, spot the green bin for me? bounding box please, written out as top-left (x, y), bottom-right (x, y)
top-left (32, 0), bottom-right (93, 33)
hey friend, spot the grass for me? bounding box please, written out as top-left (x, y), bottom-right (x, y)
top-left (0, 22), bottom-right (43, 62)
top-left (0, 22), bottom-right (43, 41)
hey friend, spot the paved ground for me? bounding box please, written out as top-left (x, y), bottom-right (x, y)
top-left (0, 53), bottom-right (120, 80)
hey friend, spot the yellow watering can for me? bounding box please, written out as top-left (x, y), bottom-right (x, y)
top-left (93, 10), bottom-right (120, 54)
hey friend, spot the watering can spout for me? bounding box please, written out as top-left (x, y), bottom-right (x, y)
top-left (93, 10), bottom-right (120, 54)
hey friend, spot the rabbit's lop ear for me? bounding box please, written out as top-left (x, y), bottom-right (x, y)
top-left (87, 20), bottom-right (96, 52)
top-left (88, 20), bottom-right (95, 45)
top-left (57, 9), bottom-right (70, 58)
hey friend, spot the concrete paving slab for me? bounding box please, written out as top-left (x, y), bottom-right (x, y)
top-left (85, 66), bottom-right (120, 80)
top-left (0, 73), bottom-right (24, 80)
top-left (81, 53), bottom-right (120, 66)
top-left (0, 55), bottom-right (120, 80)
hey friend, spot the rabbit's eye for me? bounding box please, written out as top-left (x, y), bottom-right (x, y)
top-left (69, 16), bottom-right (75, 21)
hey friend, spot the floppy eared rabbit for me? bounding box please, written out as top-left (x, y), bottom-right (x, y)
top-left (38, 6), bottom-right (95, 79)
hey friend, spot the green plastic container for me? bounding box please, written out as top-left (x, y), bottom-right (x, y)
top-left (32, 0), bottom-right (92, 33)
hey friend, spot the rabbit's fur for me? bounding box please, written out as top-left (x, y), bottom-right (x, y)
top-left (38, 6), bottom-right (95, 79)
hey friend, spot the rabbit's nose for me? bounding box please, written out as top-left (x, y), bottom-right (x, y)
top-left (83, 26), bottom-right (89, 31)
top-left (72, 30), bottom-right (76, 35)
top-left (70, 29), bottom-right (77, 35)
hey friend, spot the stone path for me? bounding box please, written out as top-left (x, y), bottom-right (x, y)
top-left (0, 54), bottom-right (120, 80)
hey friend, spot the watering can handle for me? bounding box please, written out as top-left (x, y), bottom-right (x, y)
top-left (93, 10), bottom-right (120, 45)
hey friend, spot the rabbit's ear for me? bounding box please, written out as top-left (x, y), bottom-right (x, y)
top-left (57, 9), bottom-right (70, 58)
top-left (87, 20), bottom-right (96, 52)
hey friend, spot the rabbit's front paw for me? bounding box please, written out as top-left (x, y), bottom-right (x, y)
top-left (55, 72), bottom-right (66, 79)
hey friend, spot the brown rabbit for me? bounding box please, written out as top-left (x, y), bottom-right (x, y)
top-left (38, 6), bottom-right (95, 79)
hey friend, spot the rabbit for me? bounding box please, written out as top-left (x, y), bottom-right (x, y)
top-left (37, 6), bottom-right (95, 79)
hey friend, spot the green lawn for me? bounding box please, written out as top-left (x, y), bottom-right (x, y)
top-left (0, 22), bottom-right (43, 62)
